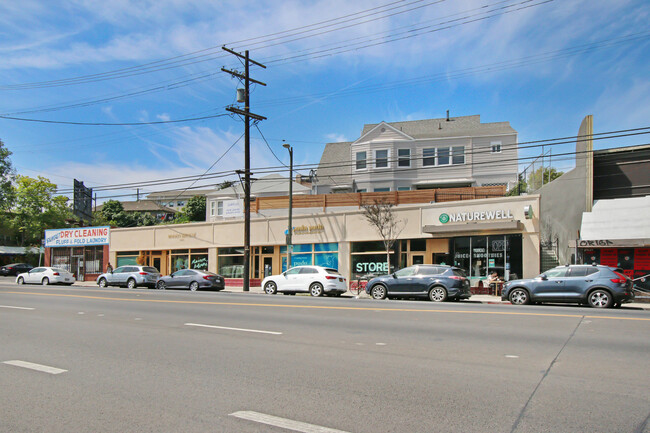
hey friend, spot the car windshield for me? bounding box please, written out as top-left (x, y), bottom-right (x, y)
top-left (52, 268), bottom-right (67, 273)
top-left (325, 268), bottom-right (340, 275)
top-left (143, 267), bottom-right (159, 273)
top-left (452, 268), bottom-right (467, 277)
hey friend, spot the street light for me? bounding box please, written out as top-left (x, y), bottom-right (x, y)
top-left (283, 142), bottom-right (293, 269)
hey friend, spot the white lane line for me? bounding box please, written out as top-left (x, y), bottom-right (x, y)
top-left (230, 411), bottom-right (350, 433)
top-left (0, 305), bottom-right (34, 310)
top-left (3, 360), bottom-right (67, 375)
top-left (505, 355), bottom-right (520, 359)
top-left (185, 323), bottom-right (282, 335)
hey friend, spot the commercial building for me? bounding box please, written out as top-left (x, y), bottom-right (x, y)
top-left (43, 226), bottom-right (110, 281)
top-left (107, 191), bottom-right (539, 287)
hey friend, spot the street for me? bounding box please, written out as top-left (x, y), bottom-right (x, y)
top-left (1, 281), bottom-right (648, 433)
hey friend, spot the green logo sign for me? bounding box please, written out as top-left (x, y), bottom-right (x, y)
top-left (439, 213), bottom-right (450, 224)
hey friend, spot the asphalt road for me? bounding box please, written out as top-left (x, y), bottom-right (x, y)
top-left (1, 279), bottom-right (648, 433)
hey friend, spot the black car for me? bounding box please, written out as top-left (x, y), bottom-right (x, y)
top-left (501, 265), bottom-right (635, 308)
top-left (0, 263), bottom-right (34, 276)
top-left (155, 269), bottom-right (225, 291)
top-left (365, 265), bottom-right (471, 302)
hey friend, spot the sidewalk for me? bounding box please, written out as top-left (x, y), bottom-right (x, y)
top-left (71, 280), bottom-right (650, 310)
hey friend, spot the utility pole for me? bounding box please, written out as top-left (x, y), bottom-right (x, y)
top-left (222, 47), bottom-right (266, 292)
top-left (283, 143), bottom-right (293, 268)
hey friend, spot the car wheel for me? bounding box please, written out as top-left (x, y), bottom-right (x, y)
top-left (98, 278), bottom-right (107, 288)
top-left (310, 282), bottom-right (324, 297)
top-left (370, 284), bottom-right (387, 300)
top-left (17, 277), bottom-right (24, 285)
top-left (189, 281), bottom-right (199, 292)
top-left (264, 281), bottom-right (277, 295)
top-left (156, 281), bottom-right (166, 290)
top-left (127, 279), bottom-right (136, 289)
top-left (588, 289), bottom-right (612, 308)
top-left (428, 286), bottom-right (447, 302)
top-left (42, 277), bottom-right (50, 286)
top-left (509, 288), bottom-right (530, 305)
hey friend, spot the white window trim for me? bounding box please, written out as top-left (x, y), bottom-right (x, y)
top-left (452, 146), bottom-right (465, 165)
top-left (355, 151), bottom-right (368, 171)
top-left (210, 201), bottom-right (216, 217)
top-left (374, 148), bottom-right (390, 169)
top-left (397, 148), bottom-right (411, 167)
top-left (437, 147), bottom-right (452, 166)
top-left (491, 141), bottom-right (502, 153)
top-left (422, 147), bottom-right (437, 167)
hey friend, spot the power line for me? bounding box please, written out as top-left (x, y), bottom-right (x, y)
top-left (53, 129), bottom-right (649, 195)
top-left (0, 113), bottom-right (228, 126)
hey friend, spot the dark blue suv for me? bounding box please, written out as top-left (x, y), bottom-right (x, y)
top-left (365, 265), bottom-right (471, 302)
top-left (501, 265), bottom-right (634, 308)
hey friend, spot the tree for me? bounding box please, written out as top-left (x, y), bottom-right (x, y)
top-left (175, 195), bottom-right (206, 223)
top-left (361, 199), bottom-right (405, 275)
top-left (100, 200), bottom-right (124, 222)
top-left (0, 139), bottom-right (16, 210)
top-left (507, 167), bottom-right (564, 196)
top-left (10, 175), bottom-right (72, 245)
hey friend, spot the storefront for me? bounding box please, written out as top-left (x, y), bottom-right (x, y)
top-left (44, 226), bottom-right (110, 281)
top-left (578, 242), bottom-right (650, 291)
top-left (108, 195), bottom-right (540, 288)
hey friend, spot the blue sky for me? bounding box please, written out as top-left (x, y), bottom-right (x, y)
top-left (0, 0), bottom-right (648, 202)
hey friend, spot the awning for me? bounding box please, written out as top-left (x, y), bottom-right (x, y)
top-left (423, 220), bottom-right (522, 236)
top-left (0, 246), bottom-right (42, 255)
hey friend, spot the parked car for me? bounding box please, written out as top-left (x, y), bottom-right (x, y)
top-left (16, 267), bottom-right (75, 285)
top-left (156, 269), bottom-right (225, 291)
top-left (365, 265), bottom-right (471, 302)
top-left (96, 265), bottom-right (160, 289)
top-left (1, 263), bottom-right (34, 276)
top-left (262, 266), bottom-right (347, 296)
top-left (501, 265), bottom-right (635, 308)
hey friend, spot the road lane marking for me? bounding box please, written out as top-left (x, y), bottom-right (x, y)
top-left (505, 355), bottom-right (519, 358)
top-left (3, 360), bottom-right (67, 375)
top-left (4, 291), bottom-right (650, 321)
top-left (0, 305), bottom-right (34, 310)
top-left (230, 411), bottom-right (349, 433)
top-left (185, 323), bottom-right (282, 335)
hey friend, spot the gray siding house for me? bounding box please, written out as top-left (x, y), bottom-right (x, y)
top-left (314, 115), bottom-right (518, 193)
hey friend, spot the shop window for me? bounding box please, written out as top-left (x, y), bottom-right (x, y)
top-left (261, 246), bottom-right (274, 254)
top-left (218, 247), bottom-right (244, 278)
top-left (172, 254), bottom-right (189, 272)
top-left (374, 187), bottom-right (390, 192)
top-left (410, 239), bottom-right (426, 251)
top-left (314, 243), bottom-right (337, 252)
top-left (190, 254), bottom-right (208, 271)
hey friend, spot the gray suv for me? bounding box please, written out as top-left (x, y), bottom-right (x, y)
top-left (501, 265), bottom-right (634, 308)
top-left (96, 266), bottom-right (160, 289)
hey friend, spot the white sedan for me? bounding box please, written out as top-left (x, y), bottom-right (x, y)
top-left (262, 266), bottom-right (347, 296)
top-left (16, 267), bottom-right (75, 286)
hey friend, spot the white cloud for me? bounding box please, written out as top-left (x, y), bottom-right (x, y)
top-left (325, 133), bottom-right (347, 143)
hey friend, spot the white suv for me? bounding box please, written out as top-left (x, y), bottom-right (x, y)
top-left (262, 266), bottom-right (347, 296)
top-left (96, 266), bottom-right (160, 289)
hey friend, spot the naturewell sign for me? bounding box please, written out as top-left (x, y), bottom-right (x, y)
top-left (439, 209), bottom-right (514, 224)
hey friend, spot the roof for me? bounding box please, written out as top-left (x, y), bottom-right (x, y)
top-left (360, 115), bottom-right (516, 139)
top-left (146, 189), bottom-right (214, 200)
top-left (207, 174), bottom-right (311, 198)
top-left (96, 200), bottom-right (176, 213)
top-left (314, 141), bottom-right (353, 187)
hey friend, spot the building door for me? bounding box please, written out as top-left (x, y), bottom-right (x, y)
top-left (411, 254), bottom-right (424, 266)
top-left (263, 256), bottom-right (273, 277)
top-left (152, 257), bottom-right (162, 273)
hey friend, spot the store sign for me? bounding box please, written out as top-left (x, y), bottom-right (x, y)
top-left (293, 224), bottom-right (325, 235)
top-left (578, 239), bottom-right (615, 247)
top-left (439, 209), bottom-right (514, 224)
top-left (168, 233), bottom-right (196, 240)
top-left (355, 261), bottom-right (389, 273)
top-left (223, 199), bottom-right (243, 217)
top-left (45, 226), bottom-right (110, 247)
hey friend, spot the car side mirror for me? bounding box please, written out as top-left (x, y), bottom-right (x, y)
top-left (540, 274), bottom-right (547, 280)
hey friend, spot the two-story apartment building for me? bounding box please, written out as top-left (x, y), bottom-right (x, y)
top-left (314, 114), bottom-right (518, 193)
